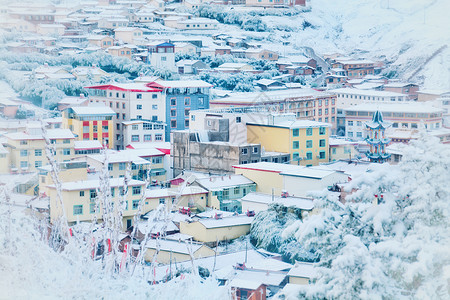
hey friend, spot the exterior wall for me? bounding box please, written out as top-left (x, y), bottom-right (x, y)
top-left (176, 193), bottom-right (208, 211)
top-left (6, 137), bottom-right (75, 173)
top-left (282, 172), bottom-right (348, 197)
top-left (88, 36), bottom-right (114, 49)
top-left (63, 116), bottom-right (114, 149)
top-left (115, 29), bottom-right (142, 44)
top-left (241, 200), bottom-right (269, 213)
top-left (39, 166), bottom-right (88, 196)
top-left (234, 168), bottom-right (283, 195)
top-left (179, 221), bottom-right (251, 243)
top-left (0, 152), bottom-right (10, 174)
top-left (165, 89), bottom-right (210, 141)
top-left (289, 276), bottom-right (309, 285)
top-left (330, 144), bottom-right (358, 161)
top-left (122, 121), bottom-right (165, 146)
top-left (144, 245), bottom-right (215, 264)
top-left (48, 183), bottom-right (146, 229)
top-left (108, 47), bottom-right (133, 59)
top-left (247, 125), bottom-right (330, 166)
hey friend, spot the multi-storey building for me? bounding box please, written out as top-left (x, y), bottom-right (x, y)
top-left (146, 80), bottom-right (212, 141)
top-left (122, 119), bottom-right (166, 145)
top-left (247, 120), bottom-right (331, 167)
top-left (85, 82), bottom-right (164, 149)
top-left (331, 59), bottom-right (375, 79)
top-left (63, 106), bottom-right (115, 149)
top-left (209, 88), bottom-right (337, 133)
top-left (343, 103), bottom-right (443, 141)
top-left (3, 127), bottom-right (75, 173)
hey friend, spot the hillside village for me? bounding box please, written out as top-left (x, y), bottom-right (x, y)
top-left (0, 0), bottom-right (449, 299)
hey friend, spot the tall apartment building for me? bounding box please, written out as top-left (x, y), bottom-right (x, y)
top-left (209, 88), bottom-right (337, 134)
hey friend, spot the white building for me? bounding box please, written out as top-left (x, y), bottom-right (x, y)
top-left (331, 88), bottom-right (409, 108)
top-left (122, 120), bottom-right (165, 146)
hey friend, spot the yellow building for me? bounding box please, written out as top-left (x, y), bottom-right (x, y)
top-left (38, 161), bottom-right (88, 196)
top-left (287, 263), bottom-right (316, 285)
top-left (329, 138), bottom-right (359, 162)
top-left (144, 239), bottom-right (215, 264)
top-left (4, 128), bottom-right (75, 173)
top-left (247, 120), bottom-right (331, 166)
top-left (0, 144), bottom-right (10, 174)
top-left (179, 215), bottom-right (253, 244)
top-left (48, 177), bottom-right (147, 230)
top-left (63, 106), bottom-right (115, 149)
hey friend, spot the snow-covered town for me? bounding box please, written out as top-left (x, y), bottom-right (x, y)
top-left (0, 0), bottom-right (449, 299)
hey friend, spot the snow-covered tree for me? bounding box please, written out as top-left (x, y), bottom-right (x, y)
top-left (283, 133), bottom-right (450, 299)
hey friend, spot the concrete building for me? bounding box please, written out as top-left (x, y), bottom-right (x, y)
top-left (63, 105), bottom-right (115, 149)
top-left (144, 239), bottom-right (215, 264)
top-left (122, 119), bottom-right (165, 146)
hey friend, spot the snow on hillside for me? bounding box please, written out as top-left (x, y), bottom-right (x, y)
top-left (262, 0), bottom-right (450, 90)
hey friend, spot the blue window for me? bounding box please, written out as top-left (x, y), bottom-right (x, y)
top-left (319, 151), bottom-right (326, 159)
top-left (132, 200), bottom-right (139, 209)
top-left (73, 205), bottom-right (83, 215)
top-left (306, 152), bottom-right (313, 160)
top-left (306, 128), bottom-right (313, 136)
top-left (292, 129), bottom-right (299, 137)
top-left (319, 139), bottom-right (326, 147)
top-left (292, 152), bottom-right (299, 160)
top-left (306, 140), bottom-right (312, 148)
top-left (293, 141), bottom-right (299, 149)
top-left (319, 127), bottom-right (326, 135)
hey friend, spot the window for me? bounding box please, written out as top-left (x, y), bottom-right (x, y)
top-left (20, 150), bottom-right (28, 157)
top-left (306, 140), bottom-right (312, 148)
top-left (292, 152), bottom-right (299, 160)
top-left (132, 200), bottom-right (140, 209)
top-left (119, 162), bottom-right (126, 170)
top-left (35, 161), bottom-right (42, 168)
top-left (159, 198), bottom-right (165, 204)
top-left (319, 151), bottom-right (326, 159)
top-left (152, 94), bottom-right (157, 99)
top-left (236, 116), bottom-right (241, 123)
top-left (161, 56), bottom-right (166, 61)
top-left (155, 134), bottom-right (163, 141)
top-left (132, 186), bottom-right (141, 195)
top-left (348, 131), bottom-right (353, 137)
top-left (20, 161), bottom-right (28, 169)
top-left (293, 141), bottom-right (299, 149)
top-left (319, 139), bottom-right (326, 147)
top-left (132, 124), bottom-right (139, 130)
top-left (102, 125), bottom-right (109, 133)
top-left (131, 135), bottom-right (139, 142)
top-left (137, 104), bottom-right (142, 110)
top-left (63, 149), bottom-right (71, 155)
top-left (116, 113), bottom-right (120, 119)
top-left (108, 164), bottom-right (113, 171)
top-left (356, 132), bottom-right (362, 138)
top-left (111, 188), bottom-right (115, 197)
top-left (90, 189), bottom-right (97, 200)
top-left (411, 123), bottom-right (418, 129)
top-left (241, 148), bottom-right (248, 155)
top-left (306, 152), bottom-right (313, 160)
top-left (293, 129), bottom-right (299, 137)
top-left (144, 134), bottom-right (151, 142)
top-left (393, 123), bottom-right (399, 128)
top-left (20, 140), bottom-right (27, 145)
top-left (234, 187), bottom-right (240, 195)
top-left (332, 148), bottom-right (337, 154)
top-left (170, 98), bottom-right (176, 106)
top-left (252, 147), bottom-right (258, 154)
top-left (152, 157), bottom-right (162, 164)
top-left (171, 120), bottom-right (176, 128)
top-left (73, 205), bottom-right (83, 215)
top-left (306, 128), bottom-right (313, 136)
top-left (185, 109), bottom-right (190, 117)
top-left (63, 139), bottom-right (70, 144)
top-left (136, 93), bottom-right (142, 99)
top-left (185, 119), bottom-right (189, 127)
top-left (171, 110), bottom-right (176, 117)
top-left (319, 127), bottom-right (326, 135)
top-left (152, 116), bottom-right (158, 121)
top-left (80, 191), bottom-right (85, 197)
top-left (122, 114), bottom-right (126, 120)
top-left (357, 121), bottom-right (362, 126)
top-left (93, 125), bottom-right (98, 133)
top-left (348, 121), bottom-right (354, 126)
top-left (152, 104), bottom-right (158, 110)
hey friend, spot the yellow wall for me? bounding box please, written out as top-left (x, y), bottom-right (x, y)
top-left (180, 221), bottom-right (251, 243)
top-left (6, 137), bottom-right (75, 173)
top-left (39, 167), bottom-right (88, 196)
top-left (247, 124), bottom-right (329, 166)
top-left (48, 184), bottom-right (147, 230)
top-left (289, 276), bottom-right (309, 285)
top-left (144, 245), bottom-right (215, 264)
top-left (0, 152), bottom-right (9, 174)
top-left (63, 116), bottom-right (113, 149)
top-left (234, 168), bottom-right (283, 195)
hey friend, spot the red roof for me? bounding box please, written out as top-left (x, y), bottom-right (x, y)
top-left (156, 147), bottom-right (170, 155)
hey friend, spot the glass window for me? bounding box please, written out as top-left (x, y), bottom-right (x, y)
top-left (144, 134), bottom-right (151, 141)
top-left (293, 129), bottom-right (299, 137)
top-left (143, 123), bottom-right (152, 130)
top-left (131, 135), bottom-right (139, 142)
top-left (171, 120), bottom-right (176, 128)
top-left (306, 152), bottom-right (312, 160)
top-left (319, 151), bottom-right (326, 159)
top-left (80, 191), bottom-right (85, 197)
top-left (63, 149), bottom-right (71, 155)
top-left (152, 105), bottom-right (158, 110)
top-left (137, 104), bottom-right (142, 110)
top-left (132, 200), bottom-right (140, 209)
top-left (306, 128), bottom-right (313, 136)
top-left (348, 121), bottom-right (353, 126)
top-left (234, 187), bottom-right (240, 195)
top-left (132, 124), bottom-right (139, 130)
top-left (155, 134), bottom-right (163, 141)
top-left (20, 150), bottom-right (28, 157)
top-left (159, 198), bottom-right (165, 204)
top-left (137, 94), bottom-right (142, 99)
top-left (319, 139), bottom-right (326, 147)
top-left (306, 140), bottom-right (312, 148)
top-left (119, 162), bottom-right (126, 170)
top-left (90, 189), bottom-right (97, 199)
top-left (132, 186), bottom-right (141, 195)
top-left (241, 148), bottom-right (248, 155)
top-left (152, 157), bottom-right (162, 164)
top-left (170, 98), bottom-right (176, 106)
top-left (73, 205), bottom-right (83, 215)
top-left (319, 127), bottom-right (326, 135)
top-left (35, 161), bottom-right (42, 168)
top-left (293, 141), bottom-right (299, 149)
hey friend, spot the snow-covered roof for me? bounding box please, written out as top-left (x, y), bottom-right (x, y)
top-left (241, 193), bottom-right (314, 210)
top-left (250, 119), bottom-right (331, 129)
top-left (46, 129), bottom-right (75, 140)
top-left (88, 150), bottom-right (150, 165)
top-left (344, 102), bottom-right (443, 114)
top-left (195, 175), bottom-right (254, 190)
top-left (70, 106), bottom-right (115, 116)
top-left (245, 257), bottom-right (293, 272)
top-left (233, 269), bottom-right (287, 287)
top-left (196, 215), bottom-right (253, 229)
top-left (114, 27), bottom-right (142, 32)
top-left (384, 82), bottom-right (417, 88)
top-left (145, 239), bottom-right (207, 255)
top-left (287, 262), bottom-right (316, 278)
top-left (48, 177), bottom-right (145, 191)
top-left (331, 88), bottom-right (407, 98)
top-left (329, 138), bottom-right (359, 146)
top-left (195, 209), bottom-right (236, 219)
top-left (280, 167), bottom-right (338, 180)
top-left (233, 162), bottom-right (306, 173)
top-left (229, 278), bottom-right (263, 290)
top-left (74, 140), bottom-right (103, 150)
top-left (152, 80), bottom-right (212, 88)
